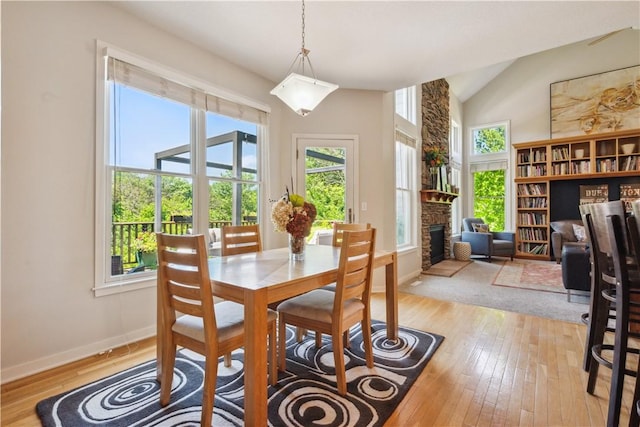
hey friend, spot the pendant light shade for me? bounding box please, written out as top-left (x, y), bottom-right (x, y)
top-left (270, 0), bottom-right (338, 116)
top-left (271, 72), bottom-right (338, 117)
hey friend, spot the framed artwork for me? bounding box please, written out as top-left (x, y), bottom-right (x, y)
top-left (550, 65), bottom-right (640, 138)
top-left (579, 184), bottom-right (608, 205)
top-left (620, 183), bottom-right (640, 213)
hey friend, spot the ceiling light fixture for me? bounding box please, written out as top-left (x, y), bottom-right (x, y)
top-left (270, 0), bottom-right (338, 116)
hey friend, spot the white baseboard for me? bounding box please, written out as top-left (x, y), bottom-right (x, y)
top-left (1, 325), bottom-right (156, 384)
top-left (399, 268), bottom-right (422, 286)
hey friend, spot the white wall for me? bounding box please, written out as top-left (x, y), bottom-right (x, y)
top-left (464, 30), bottom-right (640, 144)
top-left (461, 30), bottom-right (640, 225)
top-left (0, 2), bottom-right (396, 382)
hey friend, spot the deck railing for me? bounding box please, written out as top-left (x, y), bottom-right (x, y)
top-left (111, 220), bottom-right (255, 271)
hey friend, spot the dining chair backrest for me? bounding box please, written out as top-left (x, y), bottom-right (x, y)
top-left (333, 228), bottom-right (376, 314)
top-left (156, 233), bottom-right (216, 345)
top-left (221, 224), bottom-right (262, 256)
top-left (628, 200), bottom-right (640, 265)
top-left (632, 199), bottom-right (640, 222)
top-left (332, 222), bottom-right (371, 247)
top-left (588, 200), bottom-right (627, 257)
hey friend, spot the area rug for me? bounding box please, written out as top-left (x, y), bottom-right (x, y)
top-left (492, 259), bottom-right (565, 294)
top-left (36, 321), bottom-right (443, 426)
top-left (424, 259), bottom-right (472, 277)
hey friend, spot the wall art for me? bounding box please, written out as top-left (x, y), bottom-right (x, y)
top-left (550, 65), bottom-right (640, 138)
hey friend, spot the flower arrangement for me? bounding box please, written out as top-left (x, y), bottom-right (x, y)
top-left (133, 231), bottom-right (157, 253)
top-left (271, 188), bottom-right (317, 239)
top-left (424, 146), bottom-right (446, 167)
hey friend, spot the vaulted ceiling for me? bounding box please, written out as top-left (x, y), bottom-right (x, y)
top-left (112, 1), bottom-right (639, 101)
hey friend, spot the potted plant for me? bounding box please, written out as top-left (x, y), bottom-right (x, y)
top-left (133, 231), bottom-right (157, 268)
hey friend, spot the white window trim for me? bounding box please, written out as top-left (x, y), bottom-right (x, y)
top-left (450, 119), bottom-right (462, 162)
top-left (395, 86), bottom-right (417, 125)
top-left (466, 120), bottom-right (512, 230)
top-left (93, 40), bottom-right (270, 296)
top-left (469, 120), bottom-right (510, 160)
top-left (395, 134), bottom-right (417, 250)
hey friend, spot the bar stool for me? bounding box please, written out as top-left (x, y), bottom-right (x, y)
top-left (604, 212), bottom-right (640, 427)
top-left (627, 201), bottom-right (640, 427)
top-left (584, 201), bottom-right (634, 375)
top-left (586, 201), bottom-right (640, 427)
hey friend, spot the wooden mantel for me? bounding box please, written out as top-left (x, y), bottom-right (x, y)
top-left (420, 190), bottom-right (459, 204)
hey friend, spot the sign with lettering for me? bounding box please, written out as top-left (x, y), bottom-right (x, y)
top-left (579, 185), bottom-right (608, 205)
top-left (620, 184), bottom-right (640, 212)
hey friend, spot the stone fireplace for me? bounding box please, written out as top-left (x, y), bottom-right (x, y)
top-left (421, 79), bottom-right (452, 272)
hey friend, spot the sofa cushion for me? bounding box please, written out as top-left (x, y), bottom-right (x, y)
top-left (550, 220), bottom-right (582, 242)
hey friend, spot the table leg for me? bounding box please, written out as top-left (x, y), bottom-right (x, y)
top-left (385, 252), bottom-right (398, 340)
top-left (243, 289), bottom-right (269, 426)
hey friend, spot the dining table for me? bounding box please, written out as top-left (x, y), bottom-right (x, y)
top-left (157, 244), bottom-right (397, 426)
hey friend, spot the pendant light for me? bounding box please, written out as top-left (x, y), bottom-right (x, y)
top-left (270, 0), bottom-right (338, 116)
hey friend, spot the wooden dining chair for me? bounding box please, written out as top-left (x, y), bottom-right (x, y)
top-left (332, 222), bottom-right (371, 247)
top-left (628, 200), bottom-right (640, 427)
top-left (277, 228), bottom-right (377, 396)
top-left (220, 224), bottom-right (262, 256)
top-left (603, 211), bottom-right (640, 427)
top-left (584, 201), bottom-right (640, 427)
top-left (156, 233), bottom-right (277, 427)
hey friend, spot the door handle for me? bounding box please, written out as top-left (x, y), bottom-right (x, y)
top-left (348, 208), bottom-right (353, 224)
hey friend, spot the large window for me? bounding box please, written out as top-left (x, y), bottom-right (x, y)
top-left (469, 122), bottom-right (510, 231)
top-left (472, 168), bottom-right (506, 231)
top-left (96, 45), bottom-right (268, 294)
top-left (395, 133), bottom-right (416, 248)
top-left (395, 86), bottom-right (416, 125)
top-left (449, 120), bottom-right (462, 233)
top-left (472, 123), bottom-right (507, 155)
top-left (394, 86), bottom-right (418, 249)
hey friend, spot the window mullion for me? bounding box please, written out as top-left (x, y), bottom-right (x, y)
top-left (194, 109), bottom-right (209, 237)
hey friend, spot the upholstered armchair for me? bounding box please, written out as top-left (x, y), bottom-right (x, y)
top-left (549, 219), bottom-right (587, 263)
top-left (461, 218), bottom-right (515, 262)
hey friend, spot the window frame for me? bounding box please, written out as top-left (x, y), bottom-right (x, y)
top-left (393, 86), bottom-right (419, 251)
top-left (467, 121), bottom-right (512, 231)
top-left (469, 121), bottom-right (510, 158)
top-left (395, 86), bottom-right (417, 125)
top-left (94, 41), bottom-right (269, 296)
top-left (395, 135), bottom-right (417, 249)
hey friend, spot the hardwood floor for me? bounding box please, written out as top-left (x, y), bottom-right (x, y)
top-left (1, 292), bottom-right (632, 426)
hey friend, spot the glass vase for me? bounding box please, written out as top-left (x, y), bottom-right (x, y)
top-left (289, 234), bottom-right (305, 261)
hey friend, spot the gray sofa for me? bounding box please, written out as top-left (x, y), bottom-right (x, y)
top-left (461, 218), bottom-right (515, 262)
top-left (550, 219), bottom-right (587, 263)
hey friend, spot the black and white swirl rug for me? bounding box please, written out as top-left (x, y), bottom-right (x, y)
top-left (36, 321), bottom-right (443, 426)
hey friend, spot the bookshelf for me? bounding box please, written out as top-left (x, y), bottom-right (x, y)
top-left (515, 129), bottom-right (640, 181)
top-left (513, 129), bottom-right (640, 260)
top-left (516, 182), bottom-right (549, 259)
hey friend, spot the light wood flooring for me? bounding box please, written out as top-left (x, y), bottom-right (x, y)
top-left (1, 292), bottom-right (634, 426)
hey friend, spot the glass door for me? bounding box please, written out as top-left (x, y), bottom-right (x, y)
top-left (295, 135), bottom-right (358, 243)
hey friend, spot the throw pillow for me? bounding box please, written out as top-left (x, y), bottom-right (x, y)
top-left (572, 224), bottom-right (587, 242)
top-left (550, 220), bottom-right (580, 242)
top-left (472, 223), bottom-right (490, 233)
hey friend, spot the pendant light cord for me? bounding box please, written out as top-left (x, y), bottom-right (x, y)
top-left (282, 0), bottom-right (318, 80)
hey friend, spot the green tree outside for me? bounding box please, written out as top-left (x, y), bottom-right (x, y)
top-left (303, 147), bottom-right (346, 230)
top-left (472, 126), bottom-right (507, 230)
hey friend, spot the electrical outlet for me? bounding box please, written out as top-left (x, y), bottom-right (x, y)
top-left (361, 202), bottom-right (367, 211)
